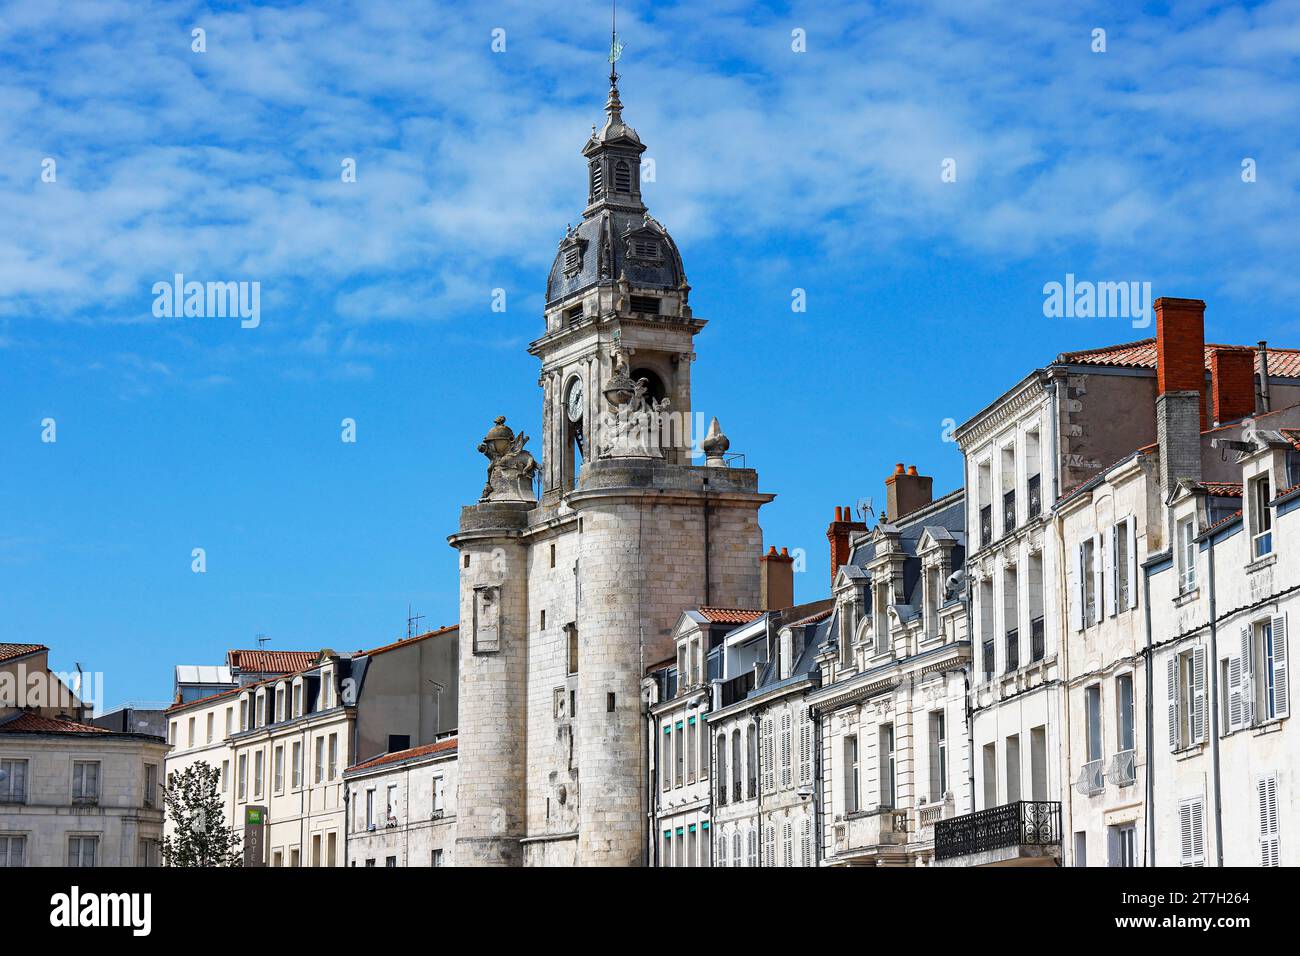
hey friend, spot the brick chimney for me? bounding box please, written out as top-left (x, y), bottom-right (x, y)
top-left (886, 463), bottom-right (933, 522)
top-left (1210, 347), bottom-right (1256, 426)
top-left (1155, 297), bottom-right (1207, 430)
top-left (760, 546), bottom-right (795, 611)
top-left (1155, 297), bottom-right (1206, 497)
top-left (826, 505), bottom-right (866, 590)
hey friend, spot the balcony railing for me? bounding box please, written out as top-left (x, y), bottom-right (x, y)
top-left (1027, 474), bottom-right (1042, 518)
top-left (979, 505), bottom-right (993, 547)
top-left (1075, 759), bottom-right (1105, 796)
top-left (747, 777), bottom-right (757, 800)
top-left (1003, 490), bottom-right (1016, 534)
top-left (1030, 616), bottom-right (1045, 662)
top-left (1108, 749), bottom-right (1136, 788)
top-left (732, 779), bottom-right (742, 803)
top-left (934, 801), bottom-right (1062, 862)
top-left (719, 671), bottom-right (755, 708)
top-left (1004, 629), bottom-right (1019, 673)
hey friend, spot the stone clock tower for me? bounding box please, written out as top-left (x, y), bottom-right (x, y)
top-left (448, 59), bottom-right (773, 867)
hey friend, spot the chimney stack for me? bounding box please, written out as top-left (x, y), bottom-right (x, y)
top-left (826, 505), bottom-right (866, 590)
top-left (1155, 297), bottom-right (1206, 497)
top-left (886, 463), bottom-right (933, 522)
top-left (1209, 347), bottom-right (1256, 426)
top-left (760, 546), bottom-right (795, 611)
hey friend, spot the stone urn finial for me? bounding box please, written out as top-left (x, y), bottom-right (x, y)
top-left (701, 417), bottom-right (730, 467)
top-left (477, 416), bottom-right (538, 504)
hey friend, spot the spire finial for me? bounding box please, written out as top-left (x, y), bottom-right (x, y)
top-left (607, 0), bottom-right (624, 115)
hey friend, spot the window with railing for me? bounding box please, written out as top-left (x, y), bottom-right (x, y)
top-left (934, 801), bottom-right (1061, 862)
top-left (1030, 616), bottom-right (1045, 662)
top-left (1075, 759), bottom-right (1105, 796)
top-left (982, 637), bottom-right (995, 681)
top-left (1005, 629), bottom-right (1019, 673)
top-left (1108, 749), bottom-right (1136, 788)
top-left (1003, 490), bottom-right (1016, 535)
top-left (980, 505), bottom-right (993, 547)
top-left (1027, 473), bottom-right (1042, 518)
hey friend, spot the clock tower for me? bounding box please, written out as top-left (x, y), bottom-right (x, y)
top-left (450, 53), bottom-right (774, 867)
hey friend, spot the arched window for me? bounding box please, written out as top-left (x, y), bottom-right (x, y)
top-left (590, 162), bottom-right (603, 198)
top-left (746, 724), bottom-right (758, 798)
top-left (731, 729), bottom-right (742, 802)
top-left (614, 159), bottom-right (631, 192)
top-left (716, 735), bottom-right (728, 804)
top-left (732, 831), bottom-right (741, 866)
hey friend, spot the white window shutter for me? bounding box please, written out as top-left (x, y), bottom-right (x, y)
top-left (1258, 775), bottom-right (1280, 867)
top-left (1167, 656), bottom-right (1181, 751)
top-left (1192, 646), bottom-right (1207, 744)
top-left (1241, 626), bottom-right (1255, 729)
top-left (1179, 802), bottom-right (1193, 864)
top-left (1091, 534), bottom-right (1105, 625)
top-left (1104, 527), bottom-right (1117, 618)
top-left (1227, 654), bottom-right (1244, 732)
top-left (1126, 518), bottom-right (1139, 609)
top-left (1272, 614), bottom-right (1288, 719)
top-left (1070, 544), bottom-right (1085, 632)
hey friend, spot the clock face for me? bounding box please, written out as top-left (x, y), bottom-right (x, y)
top-left (566, 380), bottom-right (584, 422)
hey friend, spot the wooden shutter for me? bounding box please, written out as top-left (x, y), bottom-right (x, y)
top-left (1167, 655), bottom-right (1181, 751)
top-left (1241, 625), bottom-right (1255, 729)
top-left (1258, 775), bottom-right (1280, 867)
top-left (1273, 614), bottom-right (1288, 719)
top-left (1091, 534), bottom-right (1105, 625)
top-left (1126, 518), bottom-right (1139, 610)
top-left (1227, 653), bottom-right (1244, 732)
top-left (1180, 798), bottom-right (1205, 865)
top-left (799, 708), bottom-right (812, 784)
top-left (1192, 646), bottom-right (1207, 744)
top-left (1070, 544), bottom-right (1084, 632)
top-left (1104, 526), bottom-right (1118, 618)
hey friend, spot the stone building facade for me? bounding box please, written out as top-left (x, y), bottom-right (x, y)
top-left (344, 737), bottom-right (458, 867)
top-left (448, 66), bottom-right (772, 867)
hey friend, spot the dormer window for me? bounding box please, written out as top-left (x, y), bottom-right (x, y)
top-left (614, 159), bottom-right (632, 193)
top-left (1177, 516), bottom-right (1197, 593)
top-left (631, 238), bottom-right (659, 259)
top-left (563, 246), bottom-right (581, 272)
top-left (1250, 473), bottom-right (1273, 559)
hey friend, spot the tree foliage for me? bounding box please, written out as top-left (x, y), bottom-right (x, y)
top-left (160, 761), bottom-right (242, 867)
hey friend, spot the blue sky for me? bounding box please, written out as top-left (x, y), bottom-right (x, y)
top-left (3, 0), bottom-right (1299, 708)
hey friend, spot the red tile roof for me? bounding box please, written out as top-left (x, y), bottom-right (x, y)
top-left (0, 712), bottom-right (111, 734)
top-left (1059, 340), bottom-right (1300, 378)
top-left (789, 607), bottom-right (834, 627)
top-left (346, 737), bottom-right (458, 774)
top-left (698, 607), bottom-right (765, 625)
top-left (357, 625), bottom-right (457, 658)
top-left (1203, 482), bottom-right (1243, 497)
top-left (226, 650), bottom-right (318, 674)
top-left (0, 643), bottom-right (46, 664)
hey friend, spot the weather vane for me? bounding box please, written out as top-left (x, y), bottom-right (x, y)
top-left (609, 0), bottom-right (624, 64)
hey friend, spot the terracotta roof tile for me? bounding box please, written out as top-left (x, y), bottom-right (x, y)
top-left (698, 607), bottom-right (765, 625)
top-left (226, 650), bottom-right (318, 674)
top-left (346, 737), bottom-right (458, 774)
top-left (1058, 340), bottom-right (1300, 378)
top-left (357, 624), bottom-right (457, 658)
top-left (0, 643), bottom-right (46, 664)
top-left (789, 607), bottom-right (834, 627)
top-left (1203, 482), bottom-right (1243, 497)
top-left (0, 712), bottom-right (111, 734)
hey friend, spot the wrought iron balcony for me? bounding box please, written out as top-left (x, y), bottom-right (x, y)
top-left (979, 505), bottom-right (993, 547)
top-left (1108, 749), bottom-right (1136, 788)
top-left (1075, 759), bottom-right (1105, 796)
top-left (1002, 490), bottom-right (1016, 534)
top-left (1027, 474), bottom-right (1042, 519)
top-left (934, 800), bottom-right (1062, 863)
top-left (1004, 629), bottom-right (1019, 673)
top-left (1030, 616), bottom-right (1045, 662)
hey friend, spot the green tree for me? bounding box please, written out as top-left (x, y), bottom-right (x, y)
top-left (160, 761), bottom-right (242, 867)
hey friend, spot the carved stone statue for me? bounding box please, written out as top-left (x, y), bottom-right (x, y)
top-left (598, 348), bottom-right (670, 459)
top-left (477, 416), bottom-right (538, 503)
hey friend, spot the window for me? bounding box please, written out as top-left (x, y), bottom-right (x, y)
top-left (225, 707), bottom-right (233, 736)
top-left (0, 835), bottom-right (26, 867)
top-left (1085, 685), bottom-right (1103, 763)
top-left (144, 763), bottom-right (158, 808)
top-left (676, 723), bottom-right (685, 788)
top-left (801, 817), bottom-right (812, 867)
top-left (1106, 824), bottom-right (1136, 867)
top-left (714, 832), bottom-right (724, 868)
top-left (1168, 646), bottom-right (1206, 750)
top-left (188, 716), bottom-right (195, 746)
top-left (1242, 617), bottom-right (1290, 724)
top-left (1030, 726), bottom-right (1048, 800)
top-left (700, 723), bottom-right (710, 781)
top-left (798, 708), bottom-right (812, 786)
top-left (433, 776), bottom-right (446, 813)
top-left (880, 724), bottom-right (896, 807)
top-left (275, 687), bottom-right (285, 722)
top-left (1080, 536), bottom-right (1099, 626)
top-left (292, 742), bottom-right (302, 788)
top-left (206, 712), bottom-right (214, 743)
top-left (540, 609), bottom-right (546, 630)
top-left (629, 294), bottom-right (660, 315)
top-left (1251, 473), bottom-right (1273, 558)
top-left (746, 827), bottom-right (757, 867)
top-left (239, 698), bottom-right (248, 731)
top-left (314, 738), bottom-right (324, 784)
top-left (1074, 831), bottom-right (1087, 867)
top-left (747, 724), bottom-right (758, 798)
top-left (72, 761), bottom-right (99, 803)
top-left (1177, 517), bottom-right (1197, 593)
top-left (1005, 734), bottom-right (1021, 802)
top-left (782, 821), bottom-right (793, 868)
top-left (780, 712), bottom-right (792, 789)
top-left (432, 849), bottom-right (444, 867)
top-left (238, 753), bottom-right (248, 800)
top-left (567, 625), bottom-right (579, 676)
top-left (290, 847), bottom-right (300, 867)
top-left (386, 784), bottom-right (398, 825)
top-left (254, 750), bottom-right (264, 798)
top-left (614, 159), bottom-right (632, 192)
top-left (687, 720), bottom-right (696, 780)
top-left (0, 759), bottom-right (28, 804)
top-left (168, 720), bottom-right (176, 745)
top-left (365, 789), bottom-right (375, 829)
top-left (589, 161), bottom-right (603, 198)
top-left (730, 729), bottom-right (741, 802)
top-left (714, 733), bottom-right (725, 803)
top-left (140, 839), bottom-right (160, 867)
top-left (982, 743), bottom-right (997, 808)
top-left (929, 712), bottom-right (947, 802)
top-left (68, 836), bottom-right (98, 867)
top-left (293, 684), bottom-right (302, 717)
top-left (328, 734), bottom-right (338, 780)
top-left (1179, 798), bottom-right (1206, 866)
top-left (844, 735), bottom-right (860, 814)
top-left (761, 716), bottom-right (775, 793)
top-left (663, 727), bottom-right (674, 793)
top-left (273, 746), bottom-right (284, 793)
top-left (1258, 774), bottom-right (1280, 867)
top-left (732, 831), bottom-right (742, 867)
top-left (1112, 517), bottom-right (1137, 612)
top-left (221, 759), bottom-right (229, 793)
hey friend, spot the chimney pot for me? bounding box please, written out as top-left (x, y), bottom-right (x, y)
top-left (885, 463), bottom-right (934, 522)
top-left (834, 506), bottom-right (843, 521)
top-left (907, 465), bottom-right (918, 476)
top-left (894, 463), bottom-right (905, 474)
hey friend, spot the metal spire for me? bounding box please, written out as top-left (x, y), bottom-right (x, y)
top-left (607, 0), bottom-right (625, 116)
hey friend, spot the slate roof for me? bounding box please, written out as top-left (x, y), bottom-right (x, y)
top-left (846, 491), bottom-right (967, 612)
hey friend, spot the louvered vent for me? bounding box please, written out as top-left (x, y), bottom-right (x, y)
top-left (629, 295), bottom-right (660, 315)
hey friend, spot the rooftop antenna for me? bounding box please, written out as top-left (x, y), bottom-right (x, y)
top-left (407, 604), bottom-right (425, 639)
top-left (255, 633), bottom-right (270, 650)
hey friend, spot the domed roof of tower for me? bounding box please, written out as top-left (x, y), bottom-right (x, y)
top-left (545, 61), bottom-right (685, 306)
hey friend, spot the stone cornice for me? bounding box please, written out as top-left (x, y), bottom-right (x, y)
top-left (955, 373), bottom-right (1047, 451)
